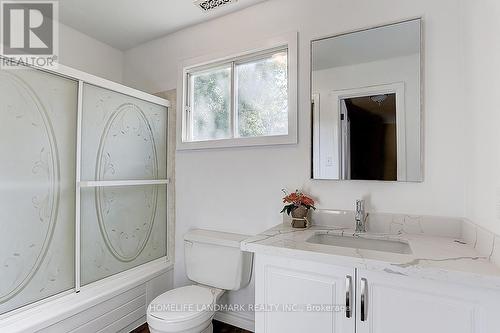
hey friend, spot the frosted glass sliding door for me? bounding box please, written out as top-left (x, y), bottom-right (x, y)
top-left (80, 184), bottom-right (167, 284)
top-left (80, 84), bottom-right (167, 285)
top-left (0, 68), bottom-right (78, 314)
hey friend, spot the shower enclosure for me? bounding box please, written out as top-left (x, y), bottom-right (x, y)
top-left (0, 61), bottom-right (170, 318)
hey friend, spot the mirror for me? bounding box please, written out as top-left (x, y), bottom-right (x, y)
top-left (311, 19), bottom-right (422, 181)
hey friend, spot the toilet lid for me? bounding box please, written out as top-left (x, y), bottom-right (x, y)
top-left (148, 285), bottom-right (215, 323)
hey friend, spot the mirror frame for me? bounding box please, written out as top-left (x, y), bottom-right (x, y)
top-left (309, 17), bottom-right (424, 182)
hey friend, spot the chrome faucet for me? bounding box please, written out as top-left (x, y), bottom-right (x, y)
top-left (355, 199), bottom-right (367, 233)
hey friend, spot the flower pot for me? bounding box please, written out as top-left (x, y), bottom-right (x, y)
top-left (291, 205), bottom-right (309, 228)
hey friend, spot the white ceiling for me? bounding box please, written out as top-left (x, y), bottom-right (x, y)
top-left (59, 0), bottom-right (266, 50)
top-left (312, 20), bottom-right (420, 71)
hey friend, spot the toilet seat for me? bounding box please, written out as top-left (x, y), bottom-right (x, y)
top-left (147, 285), bottom-right (216, 333)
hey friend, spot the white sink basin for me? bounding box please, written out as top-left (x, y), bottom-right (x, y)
top-left (306, 232), bottom-right (412, 254)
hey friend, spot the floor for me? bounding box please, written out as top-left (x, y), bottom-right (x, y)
top-left (131, 320), bottom-right (252, 333)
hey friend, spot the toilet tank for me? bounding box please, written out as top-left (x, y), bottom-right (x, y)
top-left (184, 229), bottom-right (253, 290)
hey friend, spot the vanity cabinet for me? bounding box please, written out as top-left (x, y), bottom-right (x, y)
top-left (255, 254), bottom-right (500, 333)
top-left (355, 269), bottom-right (499, 333)
top-left (255, 254), bottom-right (355, 333)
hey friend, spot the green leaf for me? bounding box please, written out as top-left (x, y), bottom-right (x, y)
top-left (281, 204), bottom-right (294, 215)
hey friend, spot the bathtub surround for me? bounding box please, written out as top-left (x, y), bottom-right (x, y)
top-left (0, 60), bottom-right (173, 331)
top-left (0, 259), bottom-right (173, 332)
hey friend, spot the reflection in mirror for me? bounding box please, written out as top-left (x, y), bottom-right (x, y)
top-left (341, 94), bottom-right (397, 180)
top-left (311, 19), bottom-right (422, 181)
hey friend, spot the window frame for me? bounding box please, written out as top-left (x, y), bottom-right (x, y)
top-left (177, 32), bottom-right (298, 150)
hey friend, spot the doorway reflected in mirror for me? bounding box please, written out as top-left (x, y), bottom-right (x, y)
top-left (340, 94), bottom-right (397, 181)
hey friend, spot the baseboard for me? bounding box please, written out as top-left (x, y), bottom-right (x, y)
top-left (120, 315), bottom-right (146, 333)
top-left (215, 310), bottom-right (255, 332)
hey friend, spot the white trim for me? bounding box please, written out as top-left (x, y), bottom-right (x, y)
top-left (0, 55), bottom-right (169, 107)
top-left (230, 61), bottom-right (236, 138)
top-left (331, 82), bottom-right (407, 180)
top-left (184, 46), bottom-right (287, 74)
top-left (312, 94), bottom-right (321, 179)
top-left (56, 64), bottom-right (169, 106)
top-left (79, 179), bottom-right (170, 188)
top-left (177, 134), bottom-right (297, 150)
top-left (0, 258), bottom-right (173, 332)
top-left (310, 17), bottom-right (422, 45)
top-left (75, 80), bottom-right (83, 292)
top-left (177, 31), bottom-right (298, 150)
top-left (340, 100), bottom-right (349, 180)
top-left (215, 310), bottom-right (255, 332)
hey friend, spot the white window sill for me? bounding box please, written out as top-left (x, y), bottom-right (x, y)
top-left (177, 133), bottom-right (297, 150)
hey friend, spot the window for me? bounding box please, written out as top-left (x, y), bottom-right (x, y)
top-left (236, 51), bottom-right (288, 138)
top-left (178, 33), bottom-right (297, 149)
top-left (187, 49), bottom-right (288, 141)
top-left (189, 65), bottom-right (232, 141)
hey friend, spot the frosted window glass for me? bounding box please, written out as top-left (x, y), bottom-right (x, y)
top-left (80, 185), bottom-right (167, 285)
top-left (0, 68), bottom-right (77, 314)
top-left (81, 84), bottom-right (167, 181)
top-left (236, 51), bottom-right (288, 137)
top-left (190, 66), bottom-right (231, 141)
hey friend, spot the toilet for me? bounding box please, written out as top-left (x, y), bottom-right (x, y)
top-left (147, 229), bottom-right (253, 333)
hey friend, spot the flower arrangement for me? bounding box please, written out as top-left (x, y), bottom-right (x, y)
top-left (280, 189), bottom-right (316, 215)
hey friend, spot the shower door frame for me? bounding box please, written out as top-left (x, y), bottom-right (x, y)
top-left (0, 56), bottom-right (173, 317)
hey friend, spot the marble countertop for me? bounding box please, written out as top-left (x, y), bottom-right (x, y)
top-left (241, 222), bottom-right (500, 291)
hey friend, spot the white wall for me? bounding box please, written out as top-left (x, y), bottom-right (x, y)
top-left (463, 0), bottom-right (500, 235)
top-left (59, 23), bottom-right (124, 83)
top-left (312, 54), bottom-right (420, 179)
top-left (123, 0), bottom-right (467, 324)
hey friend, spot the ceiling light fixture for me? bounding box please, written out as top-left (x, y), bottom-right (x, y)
top-left (194, 0), bottom-right (238, 12)
top-left (370, 94), bottom-right (387, 106)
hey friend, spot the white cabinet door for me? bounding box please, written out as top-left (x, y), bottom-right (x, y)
top-left (356, 269), bottom-right (500, 333)
top-left (255, 254), bottom-right (355, 333)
